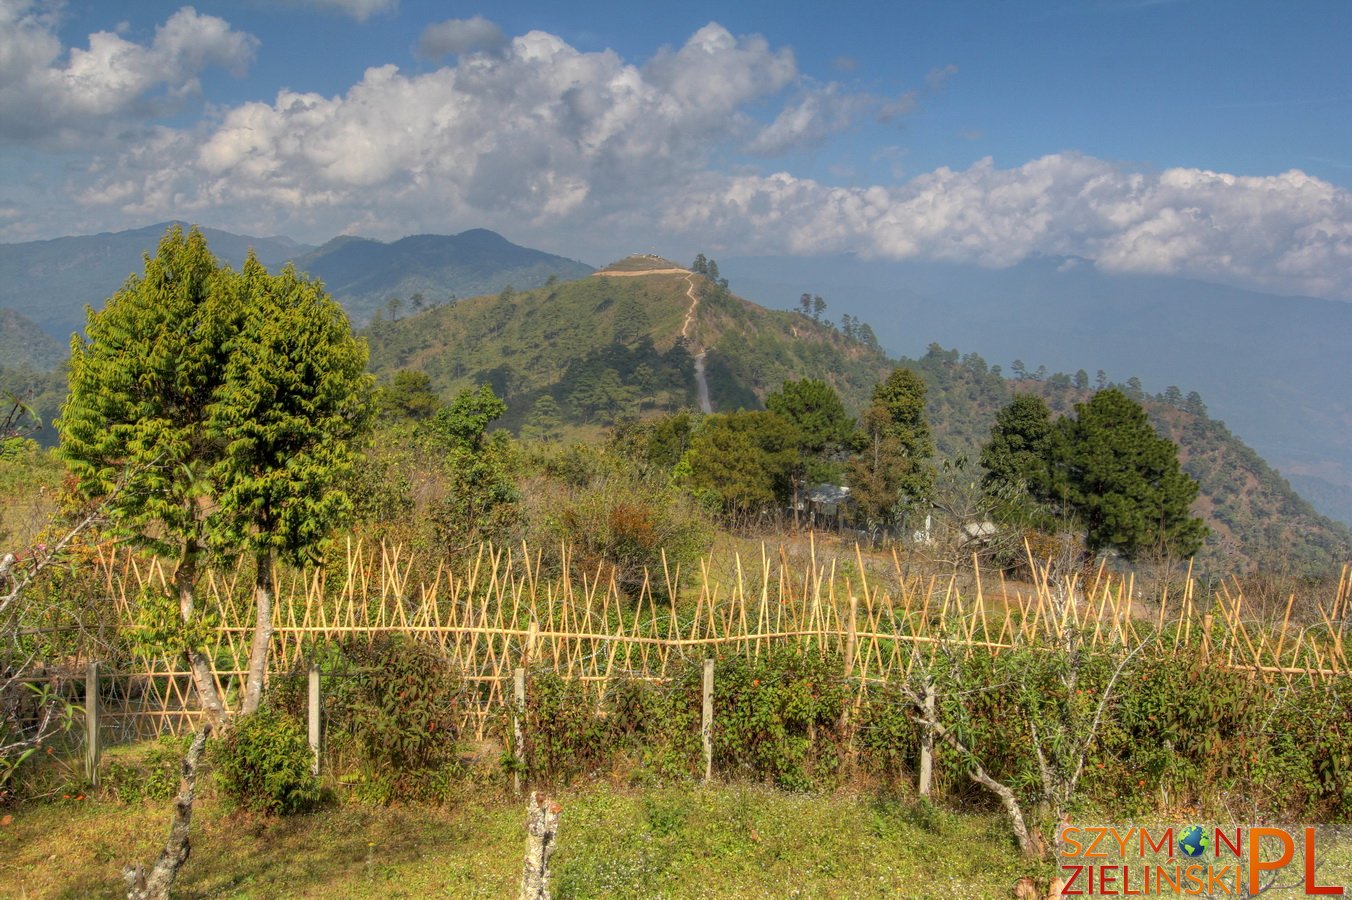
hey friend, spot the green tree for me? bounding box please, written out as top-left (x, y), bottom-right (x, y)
top-left (980, 394), bottom-right (1056, 505)
top-left (613, 296), bottom-right (651, 343)
top-left (61, 227), bottom-right (235, 721)
top-left (425, 385), bottom-right (521, 548)
top-left (60, 227), bottom-right (374, 723)
top-left (1055, 389), bottom-right (1207, 561)
top-left (847, 368), bottom-right (934, 530)
top-left (678, 411), bottom-right (797, 521)
top-left (209, 256), bottom-right (374, 714)
top-left (428, 385), bottom-right (507, 452)
top-left (525, 395), bottom-right (563, 443)
top-left (766, 378), bottom-right (855, 527)
top-left (380, 370), bottom-right (440, 421)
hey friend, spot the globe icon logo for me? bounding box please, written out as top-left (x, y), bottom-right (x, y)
top-left (1178, 825), bottom-right (1211, 859)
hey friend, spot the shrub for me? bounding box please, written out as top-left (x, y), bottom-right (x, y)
top-left (212, 708), bottom-right (322, 815)
top-left (274, 635), bottom-right (462, 801)
top-left (103, 734), bottom-right (190, 804)
top-left (522, 670), bottom-right (610, 784)
top-left (711, 649), bottom-right (848, 791)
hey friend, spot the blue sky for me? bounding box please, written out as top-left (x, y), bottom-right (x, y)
top-left (2, 0), bottom-right (1350, 299)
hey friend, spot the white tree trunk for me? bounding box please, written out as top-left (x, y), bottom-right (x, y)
top-left (519, 792), bottom-right (562, 900)
top-left (175, 543), bottom-right (227, 727)
top-left (240, 549), bottom-right (274, 717)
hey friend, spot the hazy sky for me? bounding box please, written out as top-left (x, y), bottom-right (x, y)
top-left (2, 0), bottom-right (1350, 299)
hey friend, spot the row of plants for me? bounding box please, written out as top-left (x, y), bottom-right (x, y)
top-left (12, 633), bottom-right (1349, 832)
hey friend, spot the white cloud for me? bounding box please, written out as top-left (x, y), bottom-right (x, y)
top-left (671, 155), bottom-right (1352, 298)
top-left (416, 16), bottom-right (507, 59)
top-left (0, 1), bottom-right (258, 145)
top-left (52, 20), bottom-right (1352, 301)
top-left (80, 23), bottom-right (797, 231)
top-left (281, 0), bottom-right (396, 21)
top-left (744, 83), bottom-right (867, 156)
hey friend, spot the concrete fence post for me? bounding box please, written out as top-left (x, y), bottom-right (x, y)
top-left (84, 661), bottom-right (100, 786)
top-left (513, 667), bottom-right (527, 795)
top-left (701, 658), bottom-right (714, 782)
top-left (308, 663), bottom-right (321, 775)
top-left (918, 681), bottom-right (936, 798)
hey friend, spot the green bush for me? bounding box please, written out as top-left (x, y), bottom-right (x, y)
top-left (212, 708), bottom-right (322, 815)
top-left (274, 635), bottom-right (462, 801)
top-left (711, 649), bottom-right (848, 791)
top-left (522, 671), bottom-right (610, 784)
top-left (102, 734), bottom-right (190, 804)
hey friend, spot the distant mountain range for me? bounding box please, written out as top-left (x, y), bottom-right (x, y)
top-left (0, 222), bottom-right (305, 340)
top-left (722, 254), bottom-right (1352, 529)
top-left (3, 222), bottom-right (1351, 536)
top-left (294, 229), bottom-right (594, 324)
top-left (0, 223), bottom-right (591, 340)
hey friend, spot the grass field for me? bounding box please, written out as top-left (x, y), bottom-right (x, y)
top-left (0, 783), bottom-right (1035, 899)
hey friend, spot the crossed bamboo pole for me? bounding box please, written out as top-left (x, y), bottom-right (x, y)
top-left (92, 538), bottom-right (1350, 739)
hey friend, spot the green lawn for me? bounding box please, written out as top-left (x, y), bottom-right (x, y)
top-left (1, 784), bottom-right (1036, 899)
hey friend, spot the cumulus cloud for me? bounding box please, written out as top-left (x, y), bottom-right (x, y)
top-left (81, 23), bottom-right (796, 230)
top-left (0, 1), bottom-right (257, 145)
top-left (669, 156), bottom-right (1352, 298)
top-left (60, 20), bottom-right (1352, 300)
top-left (416, 16), bottom-right (507, 59)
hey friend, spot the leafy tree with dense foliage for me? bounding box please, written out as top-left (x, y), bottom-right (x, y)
top-left (608, 410), bottom-right (699, 474)
top-left (426, 385), bottom-right (522, 548)
top-left (848, 368), bottom-right (935, 530)
top-left (1054, 388), bottom-right (1207, 561)
top-left (678, 411), bottom-right (797, 522)
top-left (379, 370), bottom-right (440, 422)
top-left (524, 395), bottom-right (564, 443)
top-left (980, 389), bottom-right (1206, 562)
top-left (60, 226), bottom-right (373, 723)
top-left (208, 255), bottom-right (374, 714)
top-left (61, 227), bottom-right (235, 721)
top-left (979, 394), bottom-right (1056, 506)
top-left (766, 379), bottom-right (855, 526)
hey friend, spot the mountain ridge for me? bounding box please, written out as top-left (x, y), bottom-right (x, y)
top-left (362, 265), bottom-right (1352, 575)
top-left (721, 253), bottom-right (1352, 526)
top-left (0, 223), bottom-right (593, 340)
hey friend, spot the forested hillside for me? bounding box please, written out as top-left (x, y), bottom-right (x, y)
top-left (910, 346), bottom-right (1352, 576)
top-left (364, 258), bottom-right (894, 433)
top-left (366, 265), bottom-right (1351, 576)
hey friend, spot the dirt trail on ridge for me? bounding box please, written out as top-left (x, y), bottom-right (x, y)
top-left (595, 266), bottom-right (712, 413)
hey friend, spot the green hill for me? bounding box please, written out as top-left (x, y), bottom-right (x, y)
top-left (909, 346), bottom-right (1352, 576)
top-left (0, 308), bottom-right (65, 371)
top-left (363, 258), bottom-right (894, 432)
top-left (364, 267), bottom-right (1350, 575)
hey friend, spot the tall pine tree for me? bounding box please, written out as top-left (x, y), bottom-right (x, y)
top-left (848, 367), bottom-right (934, 529)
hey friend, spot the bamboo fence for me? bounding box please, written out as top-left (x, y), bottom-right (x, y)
top-left (88, 537), bottom-right (1351, 741)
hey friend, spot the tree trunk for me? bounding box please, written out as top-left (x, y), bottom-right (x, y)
top-left (918, 682), bottom-right (935, 798)
top-left (519, 792), bottom-right (561, 900)
top-left (124, 724), bottom-right (211, 900)
top-left (240, 548), bottom-right (274, 717)
top-left (918, 712), bottom-right (1044, 859)
top-left (175, 541), bottom-right (227, 727)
